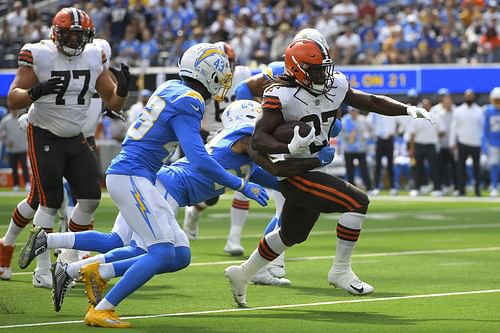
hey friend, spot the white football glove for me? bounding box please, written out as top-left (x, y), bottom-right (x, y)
top-left (287, 126), bottom-right (315, 155)
top-left (407, 105), bottom-right (436, 125)
top-left (18, 114), bottom-right (29, 131)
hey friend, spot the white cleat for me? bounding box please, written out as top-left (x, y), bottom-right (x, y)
top-left (369, 189), bottom-right (380, 196)
top-left (390, 188), bottom-right (398, 196)
top-left (224, 265), bottom-right (250, 308)
top-left (267, 253), bottom-right (286, 278)
top-left (33, 269), bottom-right (53, 289)
top-left (431, 190), bottom-right (443, 197)
top-left (183, 206), bottom-right (200, 240)
top-left (409, 189), bottom-right (419, 197)
top-left (251, 267), bottom-right (291, 286)
top-left (328, 269), bottom-right (374, 296)
top-left (0, 266), bottom-right (12, 280)
top-left (224, 241), bottom-right (244, 256)
top-left (491, 189), bottom-right (498, 198)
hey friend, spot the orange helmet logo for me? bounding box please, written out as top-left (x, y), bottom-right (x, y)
top-left (51, 7), bottom-right (95, 57)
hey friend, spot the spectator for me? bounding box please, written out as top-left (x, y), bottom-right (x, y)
top-left (315, 9), bottom-right (340, 43)
top-left (230, 27), bottom-right (254, 66)
top-left (126, 89), bottom-right (152, 127)
top-left (358, 0), bottom-right (377, 21)
top-left (269, 22), bottom-right (293, 62)
top-left (335, 25), bottom-right (361, 65)
top-left (89, 0), bottom-right (111, 36)
top-left (437, 25), bottom-right (461, 63)
top-left (117, 25), bottom-right (141, 66)
top-left (342, 107), bottom-right (373, 191)
top-left (0, 110), bottom-right (30, 192)
top-left (109, 0), bottom-right (131, 45)
top-left (165, 30), bottom-right (193, 66)
top-left (407, 98), bottom-right (445, 196)
top-left (6, 1), bottom-right (26, 35)
top-left (358, 29), bottom-right (380, 64)
top-left (331, 0), bottom-right (358, 25)
top-left (139, 29), bottom-right (159, 67)
top-left (450, 89), bottom-right (485, 196)
top-left (479, 24), bottom-right (500, 62)
top-left (431, 88), bottom-right (458, 194)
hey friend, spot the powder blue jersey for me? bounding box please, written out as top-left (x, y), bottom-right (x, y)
top-left (484, 105), bottom-right (500, 147)
top-left (157, 124), bottom-right (253, 207)
top-left (107, 80), bottom-right (205, 183)
top-left (157, 123), bottom-right (278, 207)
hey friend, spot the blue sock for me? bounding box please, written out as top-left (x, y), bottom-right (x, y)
top-left (104, 244), bottom-right (146, 263)
top-left (264, 216), bottom-right (279, 235)
top-left (73, 231), bottom-right (124, 253)
top-left (111, 246), bottom-right (191, 277)
top-left (105, 242), bottom-right (175, 306)
top-left (491, 165), bottom-right (499, 189)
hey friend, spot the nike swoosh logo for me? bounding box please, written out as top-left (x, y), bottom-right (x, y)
top-left (350, 284), bottom-right (364, 294)
top-left (34, 276), bottom-right (41, 283)
top-left (190, 103), bottom-right (200, 111)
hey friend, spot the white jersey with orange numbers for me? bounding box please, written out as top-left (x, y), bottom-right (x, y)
top-left (202, 65), bottom-right (253, 138)
top-left (83, 38), bottom-right (112, 138)
top-left (20, 39), bottom-right (105, 137)
top-left (262, 71), bottom-right (349, 161)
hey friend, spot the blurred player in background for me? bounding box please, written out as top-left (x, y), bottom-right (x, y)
top-left (483, 87), bottom-right (500, 197)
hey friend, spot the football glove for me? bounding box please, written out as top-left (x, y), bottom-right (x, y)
top-left (317, 146), bottom-right (336, 167)
top-left (407, 105), bottom-right (436, 125)
top-left (102, 108), bottom-right (126, 122)
top-left (18, 113), bottom-right (29, 131)
top-left (28, 77), bottom-right (64, 101)
top-left (239, 181), bottom-right (269, 207)
top-left (288, 126), bottom-right (315, 155)
top-left (110, 63), bottom-right (131, 97)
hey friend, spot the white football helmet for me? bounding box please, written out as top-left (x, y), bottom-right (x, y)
top-left (490, 87), bottom-right (500, 108)
top-left (221, 100), bottom-right (262, 129)
top-left (179, 43), bottom-right (233, 101)
top-left (293, 28), bottom-right (330, 55)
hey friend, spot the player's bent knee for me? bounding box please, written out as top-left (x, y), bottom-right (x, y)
top-left (175, 246), bottom-right (191, 271)
top-left (353, 193), bottom-right (370, 214)
top-left (77, 198), bottom-right (100, 213)
top-left (279, 229), bottom-right (307, 246)
top-left (204, 196), bottom-right (219, 206)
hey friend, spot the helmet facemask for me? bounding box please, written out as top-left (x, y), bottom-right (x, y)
top-left (213, 71), bottom-right (233, 101)
top-left (54, 27), bottom-right (94, 56)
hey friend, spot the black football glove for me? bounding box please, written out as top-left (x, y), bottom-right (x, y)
top-left (28, 77), bottom-right (64, 101)
top-left (109, 63), bottom-right (131, 98)
top-left (102, 108), bottom-right (126, 122)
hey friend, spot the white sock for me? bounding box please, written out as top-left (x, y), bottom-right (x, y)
top-left (98, 263), bottom-right (116, 280)
top-left (332, 213), bottom-right (366, 273)
top-left (36, 250), bottom-right (52, 272)
top-left (264, 230), bottom-right (288, 254)
top-left (47, 232), bottom-right (75, 249)
top-left (240, 248), bottom-right (270, 278)
top-left (228, 194), bottom-right (249, 244)
top-left (67, 254), bottom-right (105, 279)
top-left (95, 298), bottom-right (115, 311)
top-left (3, 223), bottom-right (24, 246)
top-left (4, 199), bottom-right (36, 246)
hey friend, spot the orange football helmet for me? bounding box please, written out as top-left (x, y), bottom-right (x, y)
top-left (284, 39), bottom-right (334, 94)
top-left (51, 7), bottom-right (95, 57)
top-left (215, 41), bottom-right (236, 71)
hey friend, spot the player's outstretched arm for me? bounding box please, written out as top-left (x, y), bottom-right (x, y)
top-left (171, 114), bottom-right (269, 206)
top-left (236, 136), bottom-right (321, 177)
top-left (345, 88), bottom-right (435, 124)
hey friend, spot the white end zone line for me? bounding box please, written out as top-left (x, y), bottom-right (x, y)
top-left (1, 289), bottom-right (499, 329)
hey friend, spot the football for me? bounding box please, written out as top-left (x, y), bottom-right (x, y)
top-left (272, 120), bottom-right (312, 143)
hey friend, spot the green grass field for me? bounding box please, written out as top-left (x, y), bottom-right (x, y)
top-left (0, 192), bottom-right (499, 332)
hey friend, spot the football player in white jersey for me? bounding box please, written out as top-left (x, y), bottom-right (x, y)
top-left (225, 38), bottom-right (435, 307)
top-left (184, 41), bottom-right (260, 256)
top-left (6, 8), bottom-right (129, 287)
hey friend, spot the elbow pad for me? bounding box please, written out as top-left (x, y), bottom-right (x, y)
top-left (330, 118), bottom-right (342, 138)
top-left (235, 82), bottom-right (254, 100)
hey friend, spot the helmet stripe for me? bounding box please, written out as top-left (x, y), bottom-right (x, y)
top-left (70, 7), bottom-right (80, 28)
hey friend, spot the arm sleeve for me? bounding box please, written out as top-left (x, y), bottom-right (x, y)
top-left (249, 167), bottom-right (280, 191)
top-left (235, 81), bottom-right (254, 100)
top-left (170, 114), bottom-right (243, 190)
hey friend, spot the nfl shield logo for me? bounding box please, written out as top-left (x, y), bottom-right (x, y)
top-left (315, 100), bottom-right (320, 106)
top-left (44, 145), bottom-right (50, 152)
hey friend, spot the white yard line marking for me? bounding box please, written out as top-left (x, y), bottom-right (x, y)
top-left (1, 289), bottom-right (499, 329)
top-left (10, 246), bottom-right (500, 274)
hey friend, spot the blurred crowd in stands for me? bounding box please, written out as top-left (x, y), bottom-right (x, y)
top-left (1, 0), bottom-right (499, 68)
